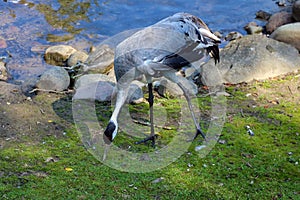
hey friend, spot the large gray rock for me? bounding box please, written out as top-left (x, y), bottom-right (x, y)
top-left (36, 67), bottom-right (70, 91)
top-left (74, 74), bottom-right (115, 102)
top-left (201, 35), bottom-right (300, 85)
top-left (74, 74), bottom-right (114, 89)
top-left (45, 45), bottom-right (77, 66)
top-left (270, 22), bottom-right (300, 51)
top-left (266, 11), bottom-right (293, 33)
top-left (74, 74), bottom-right (143, 103)
top-left (153, 77), bottom-right (198, 97)
top-left (84, 44), bottom-right (114, 74)
top-left (293, 0), bottom-right (300, 21)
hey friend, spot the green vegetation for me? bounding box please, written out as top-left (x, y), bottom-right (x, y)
top-left (0, 74), bottom-right (299, 199)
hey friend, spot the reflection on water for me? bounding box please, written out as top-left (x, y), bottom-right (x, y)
top-left (0, 0), bottom-right (283, 81)
top-left (36, 1), bottom-right (90, 34)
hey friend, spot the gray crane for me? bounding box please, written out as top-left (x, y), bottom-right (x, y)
top-left (103, 12), bottom-right (220, 146)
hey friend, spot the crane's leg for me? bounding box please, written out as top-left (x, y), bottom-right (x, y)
top-left (164, 72), bottom-right (206, 140)
top-left (177, 82), bottom-right (206, 140)
top-left (135, 81), bottom-right (158, 146)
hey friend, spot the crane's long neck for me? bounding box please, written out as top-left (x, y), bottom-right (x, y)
top-left (103, 88), bottom-right (128, 144)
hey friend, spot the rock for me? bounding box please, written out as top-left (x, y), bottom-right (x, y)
top-left (270, 22), bottom-right (300, 51)
top-left (74, 74), bottom-right (115, 89)
top-left (256, 10), bottom-right (271, 20)
top-left (0, 82), bottom-right (25, 103)
top-left (36, 67), bottom-right (70, 91)
top-left (107, 68), bottom-right (117, 83)
top-left (84, 44), bottom-right (114, 74)
top-left (20, 76), bottom-right (40, 94)
top-left (244, 22), bottom-right (263, 34)
top-left (213, 31), bottom-right (223, 39)
top-left (154, 79), bottom-right (168, 97)
top-left (153, 77), bottom-right (198, 96)
top-left (0, 61), bottom-right (8, 81)
top-left (45, 45), bottom-right (77, 66)
top-left (67, 51), bottom-right (89, 67)
top-left (127, 83), bottom-right (144, 103)
top-left (225, 31), bottom-right (243, 41)
top-left (74, 74), bottom-right (142, 103)
top-left (266, 11), bottom-right (294, 33)
top-left (277, 0), bottom-right (286, 6)
top-left (74, 80), bottom-right (115, 102)
top-left (151, 177), bottom-right (164, 184)
top-left (201, 35), bottom-right (300, 85)
top-left (292, 0), bottom-right (300, 21)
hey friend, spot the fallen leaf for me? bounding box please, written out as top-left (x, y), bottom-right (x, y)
top-left (64, 167), bottom-right (73, 172)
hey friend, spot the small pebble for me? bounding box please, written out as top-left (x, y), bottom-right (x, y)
top-left (225, 31), bottom-right (243, 41)
top-left (256, 10), bottom-right (271, 20)
top-left (152, 177), bottom-right (164, 184)
top-left (246, 125), bottom-right (255, 136)
top-left (195, 145), bottom-right (206, 151)
top-left (218, 139), bottom-right (226, 144)
top-left (187, 163), bottom-right (193, 168)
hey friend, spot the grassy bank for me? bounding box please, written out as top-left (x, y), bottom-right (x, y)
top-left (0, 73), bottom-right (299, 199)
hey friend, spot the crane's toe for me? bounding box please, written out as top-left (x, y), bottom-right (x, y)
top-left (135, 134), bottom-right (159, 147)
top-left (194, 129), bottom-right (206, 140)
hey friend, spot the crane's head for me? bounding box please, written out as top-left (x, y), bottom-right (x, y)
top-left (103, 120), bottom-right (118, 145)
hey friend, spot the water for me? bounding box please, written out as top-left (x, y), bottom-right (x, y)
top-left (0, 0), bottom-right (284, 81)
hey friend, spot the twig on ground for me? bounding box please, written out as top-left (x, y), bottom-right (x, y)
top-left (132, 119), bottom-right (173, 130)
top-left (287, 86), bottom-right (293, 95)
top-left (29, 88), bottom-right (73, 94)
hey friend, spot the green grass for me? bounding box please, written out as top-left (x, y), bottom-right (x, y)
top-left (1, 76), bottom-right (300, 199)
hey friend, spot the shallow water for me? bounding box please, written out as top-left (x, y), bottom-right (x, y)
top-left (0, 0), bottom-right (284, 81)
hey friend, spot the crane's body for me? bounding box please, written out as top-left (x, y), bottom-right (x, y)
top-left (103, 12), bottom-right (220, 145)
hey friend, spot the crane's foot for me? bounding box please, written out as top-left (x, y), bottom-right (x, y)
top-left (135, 134), bottom-right (159, 147)
top-left (194, 128), bottom-right (206, 140)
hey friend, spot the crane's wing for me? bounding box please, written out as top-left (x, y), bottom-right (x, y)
top-left (152, 12), bottom-right (220, 68)
top-left (114, 13), bottom-right (220, 78)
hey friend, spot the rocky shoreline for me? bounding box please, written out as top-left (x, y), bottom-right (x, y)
top-left (0, 1), bottom-right (300, 103)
